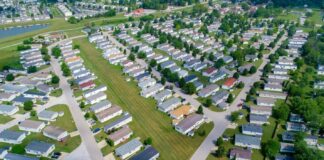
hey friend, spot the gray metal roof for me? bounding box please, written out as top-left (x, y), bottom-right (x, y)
top-left (26, 141), bottom-right (54, 153)
top-left (242, 123), bottom-right (263, 134)
top-left (250, 114), bottom-right (268, 122)
top-left (158, 97), bottom-right (181, 111)
top-left (129, 146), bottom-right (159, 160)
top-left (176, 113), bottom-right (204, 132)
top-left (235, 134), bottom-right (261, 146)
top-left (0, 130), bottom-right (25, 141)
top-left (104, 113), bottom-right (132, 132)
top-left (90, 100), bottom-right (111, 111)
top-left (4, 153), bottom-right (39, 160)
top-left (0, 104), bottom-right (17, 113)
top-left (115, 139), bottom-right (143, 156)
top-left (38, 110), bottom-right (57, 120)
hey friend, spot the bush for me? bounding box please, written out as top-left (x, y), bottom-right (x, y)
top-left (237, 82), bottom-right (245, 88)
top-left (31, 110), bottom-right (37, 116)
top-left (52, 47), bottom-right (61, 59)
top-left (17, 45), bottom-right (31, 51)
top-left (6, 74), bottom-right (15, 81)
top-left (51, 75), bottom-right (60, 84)
top-left (11, 144), bottom-right (25, 154)
top-left (27, 66), bottom-right (37, 73)
top-left (144, 137), bottom-right (153, 145)
top-left (23, 101), bottom-right (33, 111)
top-left (230, 111), bottom-right (240, 122)
top-left (106, 139), bottom-right (114, 146)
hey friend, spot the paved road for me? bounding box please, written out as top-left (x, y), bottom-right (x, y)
top-left (48, 39), bottom-right (104, 160)
top-left (190, 33), bottom-right (288, 160)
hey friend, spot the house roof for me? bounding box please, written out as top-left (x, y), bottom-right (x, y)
top-left (96, 105), bottom-right (122, 120)
top-left (26, 141), bottom-right (54, 153)
top-left (250, 114), bottom-right (268, 122)
top-left (90, 100), bottom-right (112, 111)
top-left (175, 113), bottom-right (204, 131)
top-left (104, 113), bottom-right (132, 132)
top-left (211, 90), bottom-right (229, 102)
top-left (242, 123), bottom-right (263, 134)
top-left (235, 134), bottom-right (261, 146)
top-left (0, 104), bottom-right (17, 113)
top-left (38, 110), bottom-right (58, 120)
top-left (129, 146), bottom-right (159, 160)
top-left (198, 84), bottom-right (219, 96)
top-left (4, 153), bottom-right (39, 160)
top-left (43, 126), bottom-right (67, 138)
top-left (223, 77), bottom-right (237, 87)
top-left (19, 120), bottom-right (44, 129)
top-left (204, 67), bottom-right (217, 74)
top-left (158, 97), bottom-right (181, 111)
top-left (12, 95), bottom-right (33, 104)
top-left (115, 139), bottom-right (143, 156)
top-left (108, 125), bottom-right (132, 142)
top-left (0, 130), bottom-right (25, 140)
top-left (230, 148), bottom-right (252, 160)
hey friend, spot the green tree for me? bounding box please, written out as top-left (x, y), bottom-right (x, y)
top-left (51, 75), bottom-right (60, 84)
top-left (79, 101), bottom-right (85, 109)
top-left (11, 144), bottom-right (25, 154)
top-left (227, 93), bottom-right (234, 103)
top-left (183, 83), bottom-right (196, 95)
top-left (216, 137), bottom-right (224, 146)
top-left (249, 66), bottom-right (257, 74)
top-left (230, 111), bottom-right (240, 122)
top-left (128, 53), bottom-right (135, 61)
top-left (196, 106), bottom-right (203, 114)
top-left (27, 66), bottom-right (37, 73)
top-left (149, 59), bottom-right (157, 67)
top-left (215, 145), bottom-right (225, 157)
top-left (262, 140), bottom-right (280, 159)
top-left (204, 98), bottom-right (212, 107)
top-left (52, 47), bottom-right (61, 58)
top-left (23, 101), bottom-right (34, 111)
top-left (272, 102), bottom-right (290, 122)
top-left (233, 72), bottom-right (240, 79)
top-left (106, 139), bottom-right (114, 146)
top-left (179, 78), bottom-right (186, 88)
top-left (6, 74), bottom-right (15, 81)
top-left (161, 77), bottom-right (166, 85)
top-left (237, 82), bottom-right (245, 89)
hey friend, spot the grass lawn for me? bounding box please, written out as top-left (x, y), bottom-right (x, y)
top-left (0, 115), bottom-right (14, 124)
top-left (307, 9), bottom-right (324, 25)
top-left (49, 5), bottom-right (62, 18)
top-left (74, 37), bottom-right (213, 159)
top-left (252, 59), bottom-right (263, 69)
top-left (49, 89), bottom-right (63, 97)
top-left (0, 45), bottom-right (22, 70)
top-left (65, 29), bottom-right (86, 38)
top-left (48, 104), bottom-right (78, 132)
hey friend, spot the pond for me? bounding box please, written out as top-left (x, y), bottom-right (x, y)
top-left (0, 24), bottom-right (49, 39)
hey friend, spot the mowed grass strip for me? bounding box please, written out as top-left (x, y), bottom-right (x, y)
top-left (75, 38), bottom-right (213, 160)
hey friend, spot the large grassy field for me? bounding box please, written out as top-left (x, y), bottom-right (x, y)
top-left (0, 45), bottom-right (22, 70)
top-left (74, 37), bottom-right (213, 160)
